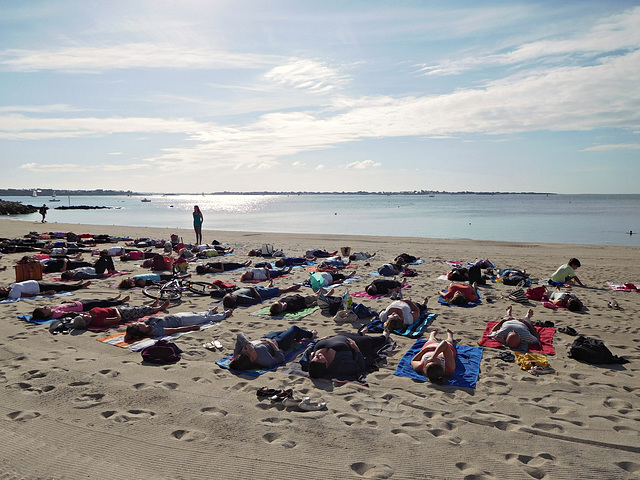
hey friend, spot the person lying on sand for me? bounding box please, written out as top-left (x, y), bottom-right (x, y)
top-left (306, 331), bottom-right (390, 379)
top-left (195, 260), bottom-right (251, 274)
top-left (440, 282), bottom-right (478, 305)
top-left (379, 297), bottom-right (429, 330)
top-left (269, 293), bottom-right (319, 315)
top-left (0, 280), bottom-right (91, 300)
top-left (548, 289), bottom-right (584, 311)
top-left (222, 281), bottom-right (301, 308)
top-left (71, 300), bottom-right (170, 329)
top-left (488, 306), bottom-right (540, 350)
top-left (411, 328), bottom-right (456, 384)
top-left (32, 294), bottom-right (130, 320)
top-left (229, 326), bottom-right (317, 370)
top-left (124, 307), bottom-right (233, 341)
top-left (365, 278), bottom-right (406, 296)
top-left (118, 272), bottom-right (188, 289)
top-left (240, 265), bottom-right (292, 282)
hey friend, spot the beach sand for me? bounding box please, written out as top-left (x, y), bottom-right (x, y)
top-left (0, 217), bottom-right (638, 479)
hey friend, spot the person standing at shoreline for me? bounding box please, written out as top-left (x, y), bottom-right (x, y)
top-left (193, 205), bottom-right (203, 245)
top-left (39, 204), bottom-right (48, 223)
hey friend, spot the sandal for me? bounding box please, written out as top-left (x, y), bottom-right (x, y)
top-left (496, 351), bottom-right (515, 362)
top-left (558, 326), bottom-right (578, 336)
top-left (298, 397), bottom-right (327, 411)
top-left (270, 389), bottom-right (293, 402)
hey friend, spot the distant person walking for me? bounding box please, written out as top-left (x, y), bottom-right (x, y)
top-left (193, 205), bottom-right (203, 245)
top-left (39, 204), bottom-right (48, 223)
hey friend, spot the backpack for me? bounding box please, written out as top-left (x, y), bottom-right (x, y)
top-left (141, 340), bottom-right (183, 364)
top-left (526, 286), bottom-right (547, 301)
top-left (352, 302), bottom-right (379, 319)
top-left (568, 336), bottom-right (628, 365)
top-left (151, 255), bottom-right (173, 271)
top-left (317, 294), bottom-right (344, 316)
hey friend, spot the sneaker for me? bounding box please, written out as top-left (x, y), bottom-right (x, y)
top-left (282, 397), bottom-right (302, 408)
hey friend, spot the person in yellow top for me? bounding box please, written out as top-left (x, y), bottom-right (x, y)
top-left (550, 258), bottom-right (584, 286)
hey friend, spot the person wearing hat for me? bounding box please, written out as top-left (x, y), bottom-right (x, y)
top-left (72, 300), bottom-right (170, 329)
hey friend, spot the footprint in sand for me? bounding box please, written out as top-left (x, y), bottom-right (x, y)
top-left (171, 429), bottom-right (207, 442)
top-left (6, 410), bottom-right (41, 422)
top-left (96, 369), bottom-right (120, 378)
top-left (10, 382), bottom-right (55, 395)
top-left (455, 462), bottom-right (498, 480)
top-left (262, 432), bottom-right (296, 449)
top-left (260, 417), bottom-right (292, 425)
top-left (101, 409), bottom-right (156, 422)
top-left (337, 413), bottom-right (378, 427)
top-left (21, 369), bottom-right (47, 380)
top-left (616, 461), bottom-right (640, 474)
top-left (350, 462), bottom-right (395, 479)
top-left (504, 452), bottom-right (555, 479)
top-left (73, 393), bottom-right (106, 409)
top-left (191, 376), bottom-right (213, 384)
top-left (200, 406), bottom-right (228, 417)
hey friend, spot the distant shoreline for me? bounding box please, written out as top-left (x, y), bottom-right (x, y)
top-left (1, 189), bottom-right (557, 197)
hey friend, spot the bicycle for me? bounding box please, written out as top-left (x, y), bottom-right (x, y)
top-left (142, 268), bottom-right (221, 301)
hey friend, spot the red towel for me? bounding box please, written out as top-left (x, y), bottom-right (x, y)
top-left (478, 321), bottom-right (555, 355)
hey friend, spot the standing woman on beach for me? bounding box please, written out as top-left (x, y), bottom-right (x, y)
top-left (193, 205), bottom-right (203, 245)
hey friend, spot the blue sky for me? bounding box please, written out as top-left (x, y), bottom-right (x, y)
top-left (1, 1), bottom-right (639, 194)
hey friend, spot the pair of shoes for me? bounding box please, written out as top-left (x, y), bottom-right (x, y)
top-left (299, 397), bottom-right (327, 411)
top-left (270, 389), bottom-right (293, 402)
top-left (496, 351), bottom-right (515, 362)
top-left (608, 300), bottom-right (620, 310)
top-left (533, 320), bottom-right (555, 327)
top-left (390, 291), bottom-right (403, 300)
top-left (257, 387), bottom-right (281, 397)
top-left (528, 366), bottom-right (556, 376)
top-left (558, 326), bottom-right (578, 336)
top-left (203, 340), bottom-right (223, 350)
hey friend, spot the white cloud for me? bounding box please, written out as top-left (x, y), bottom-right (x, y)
top-left (264, 59), bottom-right (350, 93)
top-left (582, 143), bottom-right (640, 152)
top-left (343, 160), bottom-right (381, 169)
top-left (0, 43), bottom-right (282, 73)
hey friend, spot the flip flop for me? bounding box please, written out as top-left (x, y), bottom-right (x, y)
top-left (496, 351), bottom-right (515, 362)
top-left (202, 341), bottom-right (216, 350)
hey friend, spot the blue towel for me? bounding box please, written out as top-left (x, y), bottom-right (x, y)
top-left (19, 314), bottom-right (56, 325)
top-left (365, 313), bottom-right (437, 339)
top-left (394, 340), bottom-right (483, 388)
top-left (438, 290), bottom-right (481, 307)
top-left (216, 340), bottom-right (310, 377)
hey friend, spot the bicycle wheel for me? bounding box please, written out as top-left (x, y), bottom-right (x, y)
top-left (143, 284), bottom-right (182, 301)
top-left (186, 281), bottom-right (216, 296)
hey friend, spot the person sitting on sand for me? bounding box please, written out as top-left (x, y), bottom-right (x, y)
top-left (195, 260), bottom-right (251, 274)
top-left (548, 290), bottom-right (584, 311)
top-left (71, 300), bottom-right (170, 329)
top-left (488, 306), bottom-right (540, 350)
top-left (305, 331), bottom-right (390, 379)
top-left (124, 307), bottom-right (233, 341)
top-left (348, 252), bottom-right (376, 261)
top-left (549, 258), bottom-right (584, 286)
top-left (240, 265), bottom-right (292, 282)
top-left (229, 326), bottom-right (317, 370)
top-left (31, 295), bottom-right (130, 320)
top-left (440, 282), bottom-right (479, 305)
top-left (269, 293), bottom-right (319, 315)
top-left (365, 278), bottom-right (406, 296)
top-left (379, 297), bottom-right (429, 330)
top-left (222, 281), bottom-right (301, 308)
top-left (0, 280), bottom-right (91, 300)
top-left (410, 328), bottom-right (456, 384)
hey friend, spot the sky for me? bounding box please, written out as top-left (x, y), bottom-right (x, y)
top-left (1, 1), bottom-right (639, 194)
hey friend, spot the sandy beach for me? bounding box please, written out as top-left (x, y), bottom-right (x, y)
top-left (0, 217), bottom-right (638, 480)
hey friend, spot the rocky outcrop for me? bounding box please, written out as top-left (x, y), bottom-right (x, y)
top-left (0, 200), bottom-right (38, 215)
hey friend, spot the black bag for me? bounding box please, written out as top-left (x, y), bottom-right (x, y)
top-left (317, 294), bottom-right (344, 316)
top-left (568, 335), bottom-right (628, 365)
top-left (503, 275), bottom-right (527, 286)
top-left (141, 340), bottom-right (183, 364)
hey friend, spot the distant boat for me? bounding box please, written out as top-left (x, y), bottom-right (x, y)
top-left (141, 198), bottom-right (151, 202)
top-left (49, 191), bottom-right (60, 202)
top-left (32, 189), bottom-right (37, 197)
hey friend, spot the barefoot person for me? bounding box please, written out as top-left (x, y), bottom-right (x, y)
top-left (71, 300), bottom-right (171, 329)
top-left (31, 294), bottom-right (130, 320)
top-left (229, 326), bottom-right (317, 370)
top-left (411, 329), bottom-right (456, 384)
top-left (124, 307), bottom-right (233, 341)
top-left (378, 297), bottom-right (429, 330)
top-left (0, 280), bottom-right (91, 300)
top-left (193, 206), bottom-right (203, 245)
top-left (488, 306), bottom-right (540, 350)
top-left (440, 282), bottom-right (479, 305)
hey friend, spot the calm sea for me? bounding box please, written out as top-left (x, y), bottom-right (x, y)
top-left (4, 193), bottom-right (640, 247)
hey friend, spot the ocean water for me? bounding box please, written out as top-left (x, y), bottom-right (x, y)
top-left (4, 193), bottom-right (640, 247)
